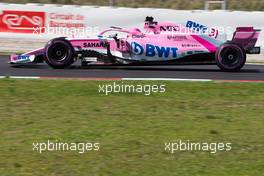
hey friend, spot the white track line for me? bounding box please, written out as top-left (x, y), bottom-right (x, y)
top-left (122, 78), bottom-right (212, 82)
top-left (0, 76), bottom-right (212, 81)
top-left (0, 76), bottom-right (263, 83)
top-left (0, 76), bottom-right (40, 79)
top-left (246, 63), bottom-right (264, 65)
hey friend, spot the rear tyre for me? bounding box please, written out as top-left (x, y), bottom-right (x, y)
top-left (44, 38), bottom-right (75, 69)
top-left (215, 42), bottom-right (246, 72)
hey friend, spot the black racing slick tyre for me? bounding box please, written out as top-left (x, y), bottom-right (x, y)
top-left (44, 38), bottom-right (75, 69)
top-left (215, 42), bottom-right (246, 72)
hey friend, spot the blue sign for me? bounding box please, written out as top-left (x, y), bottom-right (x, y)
top-left (186, 21), bottom-right (208, 33)
top-left (131, 42), bottom-right (178, 58)
top-left (16, 55), bottom-right (30, 61)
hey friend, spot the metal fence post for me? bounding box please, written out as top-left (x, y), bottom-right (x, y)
top-left (224, 0), bottom-right (228, 10)
top-left (109, 0), bottom-right (115, 6)
top-left (205, 0), bottom-right (227, 10)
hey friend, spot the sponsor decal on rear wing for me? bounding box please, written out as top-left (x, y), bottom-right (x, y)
top-left (232, 27), bottom-right (261, 53)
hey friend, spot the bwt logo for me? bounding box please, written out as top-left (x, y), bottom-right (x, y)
top-left (131, 42), bottom-right (178, 58)
top-left (186, 20), bottom-right (218, 38)
top-left (186, 20), bottom-right (208, 33)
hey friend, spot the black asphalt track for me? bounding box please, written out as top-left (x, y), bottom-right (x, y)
top-left (1, 55), bottom-right (264, 80)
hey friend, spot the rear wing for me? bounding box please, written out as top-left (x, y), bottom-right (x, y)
top-left (232, 27), bottom-right (261, 54)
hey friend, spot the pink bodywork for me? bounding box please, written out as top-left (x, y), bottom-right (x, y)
top-left (232, 27), bottom-right (260, 50)
top-left (65, 21), bottom-right (222, 61)
top-left (9, 21), bottom-right (260, 63)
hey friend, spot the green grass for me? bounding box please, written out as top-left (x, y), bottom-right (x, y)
top-left (2, 0), bottom-right (264, 11)
top-left (0, 79), bottom-right (264, 176)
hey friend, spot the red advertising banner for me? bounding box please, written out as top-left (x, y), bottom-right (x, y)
top-left (0, 10), bottom-right (45, 33)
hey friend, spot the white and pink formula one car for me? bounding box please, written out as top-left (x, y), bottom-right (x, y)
top-left (10, 17), bottom-right (261, 71)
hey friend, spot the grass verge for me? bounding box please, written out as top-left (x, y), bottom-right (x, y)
top-left (0, 79), bottom-right (264, 176)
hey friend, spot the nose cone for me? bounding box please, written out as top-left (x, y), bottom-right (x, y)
top-left (9, 54), bottom-right (18, 63)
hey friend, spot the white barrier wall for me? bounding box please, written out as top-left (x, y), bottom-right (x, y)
top-left (0, 3), bottom-right (264, 52)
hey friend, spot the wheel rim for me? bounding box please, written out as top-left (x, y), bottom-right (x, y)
top-left (48, 43), bottom-right (68, 62)
top-left (220, 46), bottom-right (242, 67)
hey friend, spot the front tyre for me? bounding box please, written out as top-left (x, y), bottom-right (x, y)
top-left (44, 38), bottom-right (75, 69)
top-left (215, 42), bottom-right (246, 72)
